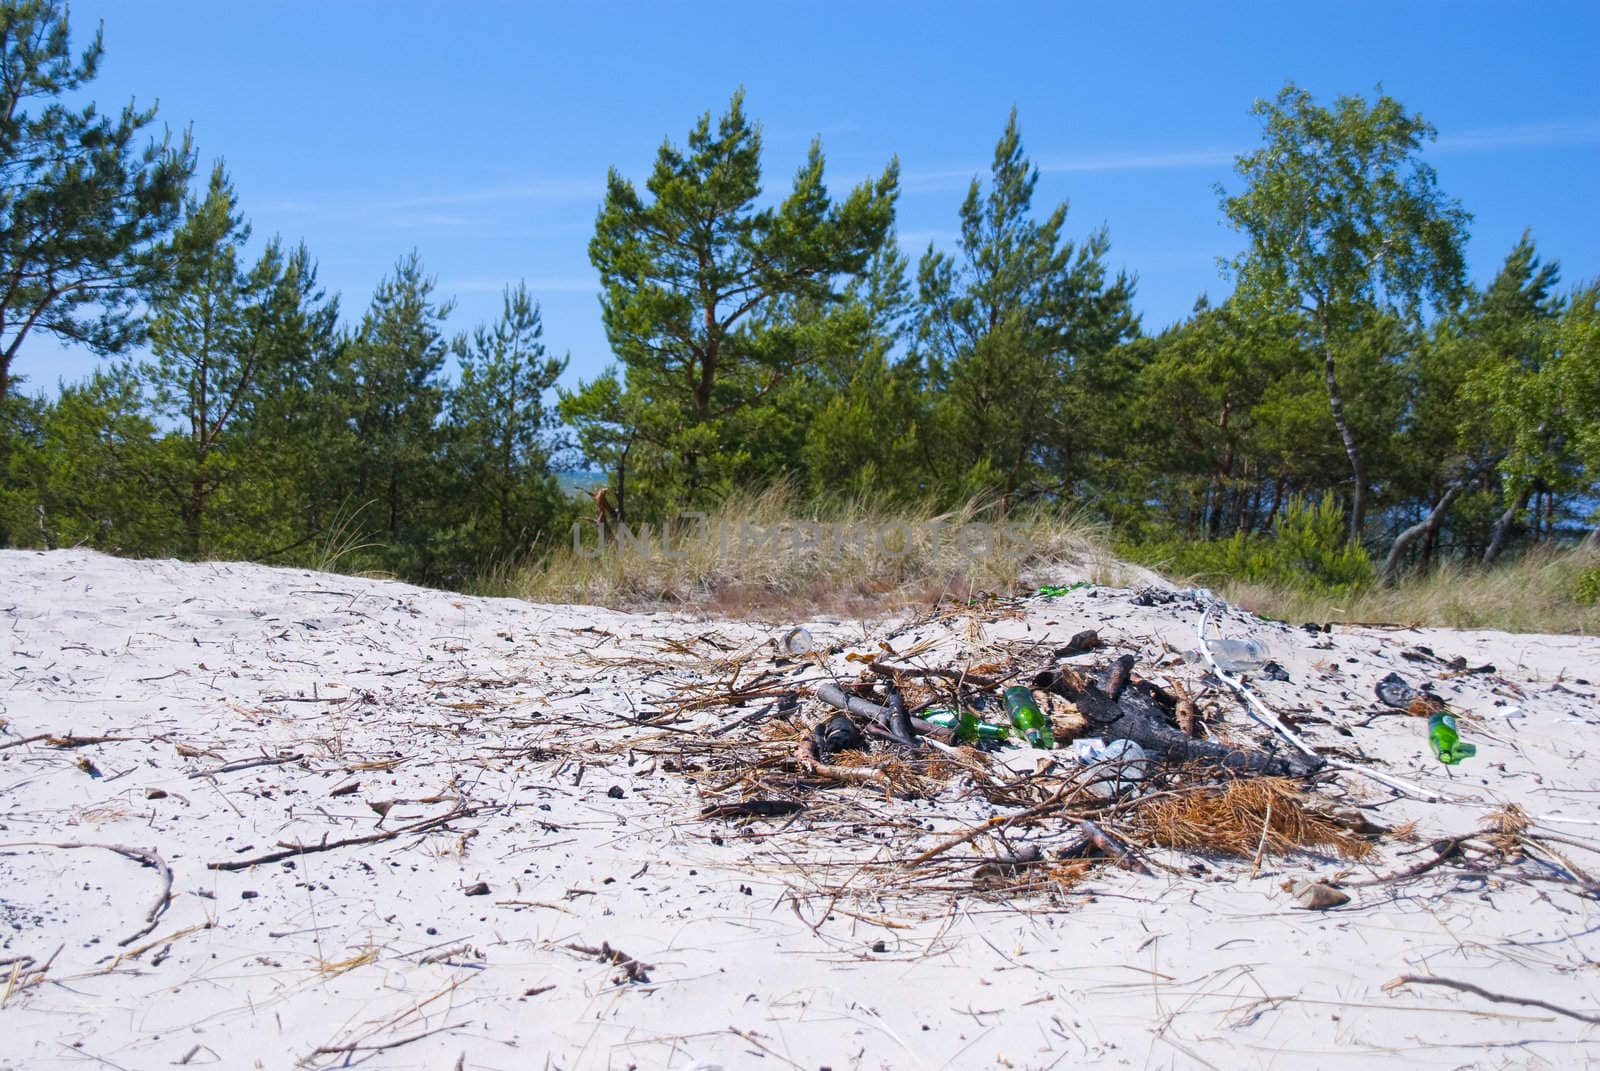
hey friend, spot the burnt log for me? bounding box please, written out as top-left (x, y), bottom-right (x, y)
top-left (1037, 665), bottom-right (1321, 777)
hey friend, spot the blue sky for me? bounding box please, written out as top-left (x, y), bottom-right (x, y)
top-left (14, 1), bottom-right (1600, 395)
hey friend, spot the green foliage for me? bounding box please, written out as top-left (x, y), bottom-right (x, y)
top-left (1574, 566), bottom-right (1600, 607)
top-left (0, 364), bottom-right (172, 551)
top-left (566, 90), bottom-right (899, 516)
top-left (438, 282), bottom-right (572, 576)
top-left (1, 72), bottom-right (1597, 609)
top-left (336, 251), bottom-right (453, 576)
top-left (1222, 82), bottom-right (1471, 540)
top-left (1136, 495), bottom-right (1374, 594)
top-left (136, 162), bottom-right (311, 556)
top-left (0, 0), bottom-right (194, 400)
top-left (913, 109), bottom-right (1137, 499)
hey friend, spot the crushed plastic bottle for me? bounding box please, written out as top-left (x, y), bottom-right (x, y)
top-left (1004, 686), bottom-right (1055, 749)
top-left (1063, 738), bottom-right (1150, 798)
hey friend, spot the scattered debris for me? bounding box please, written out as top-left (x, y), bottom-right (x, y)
top-left (566, 941), bottom-right (651, 984)
top-left (1376, 671), bottom-right (1444, 714)
top-left (1054, 628), bottom-right (1101, 656)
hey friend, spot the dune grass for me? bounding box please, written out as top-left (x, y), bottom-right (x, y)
top-left (1218, 544), bottom-right (1600, 634)
top-left (474, 484), bottom-right (1600, 634)
top-left (495, 484), bottom-right (1134, 620)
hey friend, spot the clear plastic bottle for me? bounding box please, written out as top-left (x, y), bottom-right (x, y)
top-left (779, 627), bottom-right (815, 656)
top-left (1198, 637), bottom-right (1269, 673)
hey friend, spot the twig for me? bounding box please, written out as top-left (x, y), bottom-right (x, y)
top-left (0, 734), bottom-right (48, 751)
top-left (864, 661), bottom-right (1002, 689)
top-left (188, 753), bottom-right (303, 778)
top-left (1385, 974), bottom-right (1600, 1024)
top-left (729, 1027), bottom-right (809, 1070)
top-left (310, 1022), bottom-right (466, 1056)
top-left (1519, 836), bottom-right (1600, 895)
top-left (1249, 794), bottom-right (1273, 879)
top-left (566, 941), bottom-right (651, 982)
top-left (1079, 818), bottom-right (1153, 875)
top-left (208, 806), bottom-right (485, 871)
top-left (0, 842), bottom-right (172, 946)
top-left (708, 698), bottom-right (782, 738)
top-left (0, 733), bottom-right (139, 751)
top-left (1171, 679), bottom-right (1199, 736)
top-left (910, 786), bottom-right (1070, 865)
top-left (1339, 835), bottom-right (1469, 888)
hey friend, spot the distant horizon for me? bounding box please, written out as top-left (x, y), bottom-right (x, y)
top-left (12, 2), bottom-right (1599, 398)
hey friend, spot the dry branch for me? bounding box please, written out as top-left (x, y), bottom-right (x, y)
top-left (795, 736), bottom-right (885, 785)
top-left (1386, 974), bottom-right (1600, 1024)
top-left (208, 806), bottom-right (486, 871)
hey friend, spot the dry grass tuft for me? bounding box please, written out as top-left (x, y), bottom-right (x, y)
top-left (1134, 778), bottom-right (1377, 861)
top-left (1222, 544), bottom-right (1600, 635)
top-left (510, 484), bottom-right (1118, 619)
top-left (316, 944), bottom-right (378, 977)
top-left (1488, 803), bottom-right (1530, 836)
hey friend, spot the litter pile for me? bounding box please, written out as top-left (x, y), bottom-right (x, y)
top-left (626, 586), bottom-right (1592, 911)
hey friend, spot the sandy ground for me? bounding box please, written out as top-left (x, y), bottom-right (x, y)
top-left (1, 548), bottom-right (1598, 1070)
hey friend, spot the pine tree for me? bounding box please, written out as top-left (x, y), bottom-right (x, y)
top-left (445, 282), bottom-right (569, 568)
top-left (569, 91), bottom-right (898, 515)
top-left (914, 109), bottom-right (1137, 501)
top-left (139, 163), bottom-right (260, 554)
top-left (338, 252), bottom-right (452, 571)
top-left (0, 0), bottom-right (193, 401)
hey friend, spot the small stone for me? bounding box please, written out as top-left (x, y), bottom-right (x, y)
top-left (240, 890), bottom-right (259, 900)
top-left (144, 788), bottom-right (168, 800)
top-left (463, 881), bottom-right (490, 897)
top-left (870, 940), bottom-right (887, 953)
top-left (607, 785), bottom-right (625, 799)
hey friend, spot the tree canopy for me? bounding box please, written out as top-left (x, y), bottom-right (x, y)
top-left (1221, 83), bottom-right (1471, 540)
top-left (568, 90), bottom-right (899, 513)
top-left (2, 64), bottom-right (1598, 596)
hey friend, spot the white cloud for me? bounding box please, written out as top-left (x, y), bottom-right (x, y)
top-left (441, 276), bottom-right (599, 296)
top-left (896, 228), bottom-right (960, 250)
top-left (1433, 117), bottom-right (1600, 153)
top-left (1037, 147), bottom-right (1237, 173)
top-left (901, 116), bottom-right (1600, 192)
top-left (382, 180), bottom-right (600, 209)
top-left (257, 178), bottom-right (600, 221)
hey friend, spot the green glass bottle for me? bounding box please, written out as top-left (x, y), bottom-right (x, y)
top-left (1428, 711), bottom-right (1476, 765)
top-left (1004, 686), bottom-right (1055, 749)
top-left (921, 707), bottom-right (1009, 743)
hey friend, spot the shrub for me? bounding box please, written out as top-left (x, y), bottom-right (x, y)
top-left (1132, 495), bottom-right (1373, 595)
top-left (1576, 566), bottom-right (1600, 606)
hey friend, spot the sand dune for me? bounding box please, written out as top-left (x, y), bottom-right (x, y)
top-left (2, 548), bottom-right (1597, 1069)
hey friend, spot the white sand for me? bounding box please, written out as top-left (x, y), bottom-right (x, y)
top-left (1, 548), bottom-right (1597, 1069)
